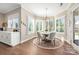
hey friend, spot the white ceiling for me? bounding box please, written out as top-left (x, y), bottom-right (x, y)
top-left (21, 3), bottom-right (71, 17)
top-left (0, 3), bottom-right (20, 14)
top-left (0, 3), bottom-right (71, 16)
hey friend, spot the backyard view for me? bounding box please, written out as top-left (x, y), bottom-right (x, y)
top-left (75, 16), bottom-right (79, 40)
top-left (74, 16), bottom-right (79, 45)
top-left (28, 17), bottom-right (65, 33)
top-left (56, 17), bottom-right (64, 32)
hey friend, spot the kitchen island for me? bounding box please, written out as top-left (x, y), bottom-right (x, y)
top-left (0, 31), bottom-right (20, 46)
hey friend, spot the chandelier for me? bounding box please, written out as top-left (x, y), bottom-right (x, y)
top-left (44, 8), bottom-right (48, 31)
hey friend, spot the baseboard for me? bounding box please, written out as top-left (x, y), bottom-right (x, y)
top-left (21, 36), bottom-right (37, 43)
top-left (20, 33), bottom-right (37, 43)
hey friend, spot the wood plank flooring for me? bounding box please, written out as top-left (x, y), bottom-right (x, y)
top-left (0, 38), bottom-right (79, 55)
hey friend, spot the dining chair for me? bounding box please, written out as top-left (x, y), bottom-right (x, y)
top-left (37, 32), bottom-right (45, 44)
top-left (50, 32), bottom-right (55, 39)
top-left (47, 32), bottom-right (56, 46)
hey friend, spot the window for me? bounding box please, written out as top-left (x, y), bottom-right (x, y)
top-left (8, 14), bottom-right (19, 29)
top-left (44, 18), bottom-right (55, 32)
top-left (28, 16), bottom-right (34, 33)
top-left (27, 16), bottom-right (65, 33)
top-left (8, 18), bottom-right (13, 28)
top-left (56, 16), bottom-right (65, 32)
top-left (12, 17), bottom-right (19, 28)
top-left (48, 19), bottom-right (55, 31)
top-left (36, 21), bottom-right (40, 31)
top-left (36, 20), bottom-right (43, 32)
top-left (35, 18), bottom-right (55, 32)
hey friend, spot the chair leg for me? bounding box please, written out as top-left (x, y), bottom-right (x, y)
top-left (51, 40), bottom-right (54, 46)
top-left (53, 38), bottom-right (55, 46)
top-left (37, 39), bottom-right (41, 45)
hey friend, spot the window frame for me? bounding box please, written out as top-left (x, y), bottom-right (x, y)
top-left (55, 16), bottom-right (65, 33)
top-left (28, 16), bottom-right (35, 34)
top-left (35, 19), bottom-right (44, 32)
top-left (7, 13), bottom-right (19, 29)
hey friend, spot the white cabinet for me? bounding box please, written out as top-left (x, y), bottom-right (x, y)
top-left (0, 31), bottom-right (20, 46)
top-left (11, 32), bottom-right (20, 46)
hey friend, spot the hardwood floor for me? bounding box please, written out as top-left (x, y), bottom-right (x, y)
top-left (0, 38), bottom-right (79, 55)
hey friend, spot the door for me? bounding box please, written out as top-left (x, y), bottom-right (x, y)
top-left (73, 8), bottom-right (79, 46)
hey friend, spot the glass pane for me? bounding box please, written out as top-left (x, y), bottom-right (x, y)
top-left (73, 15), bottom-right (79, 46)
top-left (49, 19), bottom-right (55, 31)
top-left (36, 22), bottom-right (39, 31)
top-left (8, 19), bottom-right (13, 28)
top-left (28, 16), bottom-right (34, 33)
top-left (56, 19), bottom-right (60, 32)
top-left (8, 16), bottom-right (19, 29)
top-left (75, 16), bottom-right (79, 40)
top-left (56, 17), bottom-right (64, 32)
top-left (60, 19), bottom-right (64, 32)
top-left (39, 21), bottom-right (42, 31)
top-left (13, 17), bottom-right (19, 28)
top-left (45, 20), bottom-right (49, 31)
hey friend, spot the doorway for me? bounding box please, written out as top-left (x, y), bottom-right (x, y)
top-left (73, 7), bottom-right (79, 46)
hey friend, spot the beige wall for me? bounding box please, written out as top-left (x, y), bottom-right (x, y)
top-left (0, 13), bottom-right (4, 28)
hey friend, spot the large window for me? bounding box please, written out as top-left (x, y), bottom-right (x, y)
top-left (56, 16), bottom-right (65, 32)
top-left (8, 14), bottom-right (19, 29)
top-left (47, 19), bottom-right (55, 31)
top-left (28, 16), bottom-right (34, 33)
top-left (73, 8), bottom-right (79, 46)
top-left (36, 20), bottom-right (43, 32)
top-left (35, 18), bottom-right (55, 32)
top-left (27, 16), bottom-right (65, 33)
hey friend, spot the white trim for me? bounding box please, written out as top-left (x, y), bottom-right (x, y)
top-left (21, 33), bottom-right (37, 43)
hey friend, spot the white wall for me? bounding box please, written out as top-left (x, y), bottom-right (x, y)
top-left (21, 7), bottom-right (36, 43)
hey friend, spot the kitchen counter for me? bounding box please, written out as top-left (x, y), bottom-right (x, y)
top-left (0, 31), bottom-right (20, 46)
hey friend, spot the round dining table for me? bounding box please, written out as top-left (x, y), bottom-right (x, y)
top-left (41, 31), bottom-right (56, 41)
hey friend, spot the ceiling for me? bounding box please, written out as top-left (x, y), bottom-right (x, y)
top-left (21, 3), bottom-right (71, 17)
top-left (0, 3), bottom-right (71, 16)
top-left (0, 3), bottom-right (20, 14)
